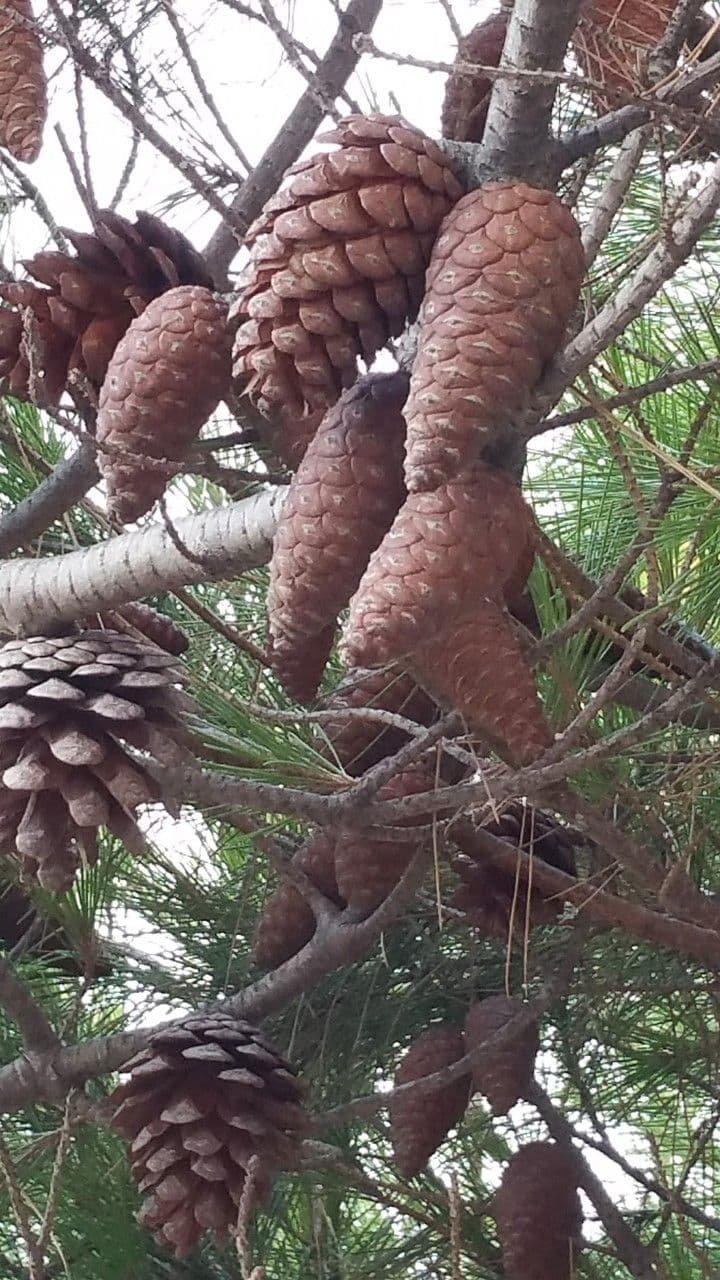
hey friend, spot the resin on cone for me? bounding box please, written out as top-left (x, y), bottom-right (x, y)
top-left (320, 666), bottom-right (437, 776)
top-left (0, 631), bottom-right (188, 892)
top-left (0, 210), bottom-right (215, 406)
top-left (464, 995), bottom-right (539, 1114)
top-left (232, 113), bottom-right (462, 459)
top-left (0, 0), bottom-right (46, 162)
top-left (253, 830), bottom-right (343, 969)
top-left (403, 183), bottom-right (583, 490)
top-left (441, 13), bottom-right (508, 143)
top-left (495, 1141), bottom-right (583, 1280)
top-left (97, 286), bottom-right (232, 523)
top-left (112, 1014), bottom-right (307, 1258)
top-left (390, 1026), bottom-right (471, 1176)
top-left (573, 0), bottom-right (679, 110)
top-left (267, 372), bottom-right (408, 702)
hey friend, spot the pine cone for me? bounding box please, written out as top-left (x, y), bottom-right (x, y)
top-left (403, 183), bottom-right (583, 491)
top-left (343, 463), bottom-right (534, 670)
top-left (390, 1026), bottom-right (471, 1177)
top-left (253, 831), bottom-right (343, 969)
top-left (0, 0), bottom-right (46, 162)
top-left (231, 113), bottom-right (463, 459)
top-left (97, 286), bottom-right (232, 523)
top-left (320, 666), bottom-right (437, 776)
top-left (111, 1014), bottom-right (307, 1258)
top-left (464, 995), bottom-right (538, 1114)
top-left (573, 0), bottom-right (679, 111)
top-left (0, 630), bottom-right (188, 891)
top-left (91, 603), bottom-right (190, 657)
top-left (267, 372), bottom-right (408, 702)
top-left (0, 209), bottom-right (214, 406)
top-left (495, 1142), bottom-right (583, 1280)
top-left (441, 13), bottom-right (508, 143)
top-left (0, 877), bottom-right (109, 976)
top-left (334, 758), bottom-right (439, 910)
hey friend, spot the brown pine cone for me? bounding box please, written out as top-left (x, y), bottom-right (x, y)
top-left (495, 1142), bottom-right (583, 1280)
top-left (0, 630), bottom-right (188, 891)
top-left (573, 0), bottom-right (679, 111)
top-left (403, 183), bottom-right (583, 491)
top-left (320, 666), bottom-right (437, 776)
top-left (0, 210), bottom-right (215, 406)
top-left (253, 830), bottom-right (343, 969)
top-left (343, 463), bottom-right (534, 671)
top-left (86, 603), bottom-right (190, 657)
top-left (390, 1025), bottom-right (471, 1177)
top-left (0, 0), bottom-right (46, 162)
top-left (231, 113), bottom-right (463, 458)
top-left (334, 758), bottom-right (439, 910)
top-left (464, 995), bottom-right (539, 1114)
top-left (97, 286), bottom-right (232, 523)
top-left (441, 13), bottom-right (508, 143)
top-left (267, 372), bottom-right (408, 702)
top-left (111, 1013), bottom-right (307, 1258)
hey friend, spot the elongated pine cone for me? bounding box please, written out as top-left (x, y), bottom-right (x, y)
top-left (320, 665), bottom-right (437, 776)
top-left (0, 631), bottom-right (188, 891)
top-left (97, 286), bottom-right (232, 523)
top-left (441, 13), bottom-right (508, 142)
top-left (232, 113), bottom-right (463, 458)
top-left (0, 210), bottom-right (214, 406)
top-left (390, 1026), bottom-right (471, 1176)
top-left (343, 463), bottom-right (534, 669)
top-left (495, 1142), bottom-right (583, 1280)
top-left (253, 830), bottom-right (343, 969)
top-left (464, 996), bottom-right (539, 1114)
top-left (112, 1014), bottom-right (307, 1258)
top-left (573, 0), bottom-right (679, 111)
top-left (403, 183), bottom-right (584, 490)
top-left (334, 758), bottom-right (440, 910)
top-left (267, 372), bottom-right (408, 702)
top-left (0, 0), bottom-right (46, 162)
top-left (93, 602), bottom-right (190, 656)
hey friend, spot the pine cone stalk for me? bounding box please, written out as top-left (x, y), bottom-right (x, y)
top-left (390, 1026), bottom-right (471, 1176)
top-left (0, 0), bottom-right (46, 162)
top-left (495, 1142), bottom-right (583, 1280)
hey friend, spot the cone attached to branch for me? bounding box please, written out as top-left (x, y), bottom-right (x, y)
top-left (97, 286), bottom-right (232, 523)
top-left (253, 831), bottom-right (343, 970)
top-left (441, 13), bottom-right (508, 143)
top-left (464, 995), bottom-right (539, 1114)
top-left (232, 113), bottom-right (463, 459)
top-left (112, 1013), bottom-right (308, 1258)
top-left (0, 210), bottom-right (215, 406)
top-left (573, 0), bottom-right (680, 111)
top-left (267, 372), bottom-right (408, 702)
top-left (0, 0), bottom-right (46, 163)
top-left (320, 665), bottom-right (437, 776)
top-left (0, 631), bottom-right (188, 892)
top-left (390, 1025), bottom-right (471, 1176)
top-left (403, 183), bottom-right (583, 491)
top-left (495, 1142), bottom-right (583, 1280)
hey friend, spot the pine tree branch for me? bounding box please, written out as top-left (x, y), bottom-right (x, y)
top-left (0, 444), bottom-right (99, 559)
top-left (0, 957), bottom-right (60, 1053)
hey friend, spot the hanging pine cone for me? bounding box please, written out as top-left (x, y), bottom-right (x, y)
top-left (253, 831), bottom-right (343, 969)
top-left (0, 631), bottom-right (188, 891)
top-left (464, 995), bottom-right (539, 1114)
top-left (231, 113), bottom-right (463, 459)
top-left (390, 1026), bottom-right (471, 1177)
top-left (89, 602), bottom-right (190, 657)
top-left (320, 665), bottom-right (437, 776)
top-left (267, 372), bottom-right (408, 702)
top-left (402, 183), bottom-right (583, 491)
top-left (0, 210), bottom-right (215, 406)
top-left (333, 758), bottom-right (439, 910)
top-left (112, 1013), bottom-right (308, 1258)
top-left (495, 1142), bottom-right (583, 1280)
top-left (441, 12), bottom-right (508, 142)
top-left (573, 0), bottom-right (679, 111)
top-left (0, 0), bottom-right (46, 163)
top-left (97, 286), bottom-right (232, 523)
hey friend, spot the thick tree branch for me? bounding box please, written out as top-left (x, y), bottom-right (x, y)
top-left (0, 444), bottom-right (99, 559)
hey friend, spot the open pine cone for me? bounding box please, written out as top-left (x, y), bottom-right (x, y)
top-left (0, 630), bottom-right (188, 891)
top-left (253, 830), bottom-right (343, 969)
top-left (390, 1025), bottom-right (471, 1176)
top-left (0, 0), bottom-right (46, 163)
top-left (231, 113), bottom-right (462, 459)
top-left (403, 182), bottom-right (584, 491)
top-left (96, 285), bottom-right (232, 523)
top-left (0, 210), bottom-right (215, 407)
top-left (267, 372), bottom-right (408, 702)
top-left (319, 665), bottom-right (437, 777)
top-left (112, 1013), bottom-right (308, 1258)
top-left (441, 12), bottom-right (508, 143)
top-left (464, 995), bottom-right (539, 1114)
top-left (495, 1141), bottom-right (583, 1280)
top-left (573, 0), bottom-right (679, 111)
